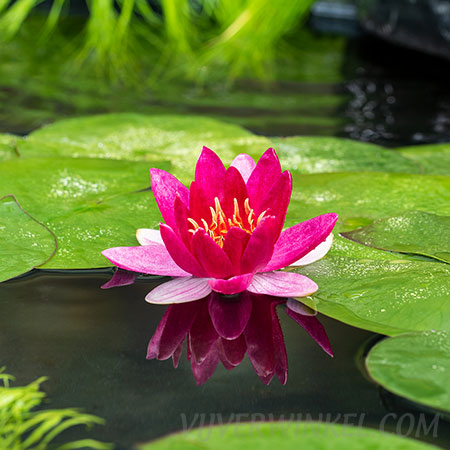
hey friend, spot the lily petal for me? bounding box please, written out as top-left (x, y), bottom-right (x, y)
top-left (208, 291), bottom-right (253, 340)
top-left (160, 224), bottom-right (208, 277)
top-left (218, 335), bottom-right (247, 367)
top-left (223, 166), bottom-right (248, 218)
top-left (101, 268), bottom-right (138, 289)
top-left (230, 154), bottom-right (256, 183)
top-left (150, 168), bottom-right (189, 230)
top-left (208, 273), bottom-right (253, 295)
top-left (136, 228), bottom-right (164, 246)
top-left (290, 233), bottom-right (334, 267)
top-left (102, 243), bottom-right (189, 276)
top-left (191, 229), bottom-right (234, 279)
top-left (286, 308), bottom-right (333, 357)
top-left (246, 148), bottom-right (281, 209)
top-left (222, 227), bottom-right (251, 274)
top-left (263, 213), bottom-right (338, 272)
top-left (240, 216), bottom-right (278, 274)
top-left (286, 298), bottom-right (318, 316)
top-left (271, 301), bottom-right (288, 384)
top-left (247, 272), bottom-right (318, 298)
top-left (195, 146), bottom-right (226, 205)
top-left (191, 342), bottom-right (220, 386)
top-left (145, 277), bottom-right (212, 304)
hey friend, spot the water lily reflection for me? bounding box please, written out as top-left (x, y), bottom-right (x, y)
top-left (146, 289), bottom-right (332, 386)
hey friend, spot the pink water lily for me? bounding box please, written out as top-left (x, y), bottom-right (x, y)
top-left (102, 147), bottom-right (338, 303)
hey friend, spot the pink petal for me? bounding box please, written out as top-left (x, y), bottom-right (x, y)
top-left (263, 213), bottom-right (338, 272)
top-left (136, 228), bottom-right (164, 246)
top-left (101, 268), bottom-right (138, 289)
top-left (147, 302), bottom-right (201, 360)
top-left (247, 272), bottom-right (318, 298)
top-left (173, 194), bottom-right (192, 248)
top-left (145, 277), bottom-right (212, 304)
top-left (218, 335), bottom-right (247, 367)
top-left (230, 154), bottom-right (256, 183)
top-left (290, 233), bottom-right (334, 267)
top-left (246, 148), bottom-right (281, 209)
top-left (191, 342), bottom-right (220, 386)
top-left (244, 295), bottom-right (276, 380)
top-left (188, 181), bottom-right (211, 224)
top-left (208, 291), bottom-right (252, 339)
top-left (172, 340), bottom-right (184, 368)
top-left (240, 216), bottom-right (278, 275)
top-left (286, 308), bottom-right (333, 357)
top-left (160, 224), bottom-right (208, 277)
top-left (102, 243), bottom-right (189, 276)
top-left (222, 227), bottom-right (250, 274)
top-left (222, 167), bottom-right (248, 218)
top-left (150, 168), bottom-right (189, 230)
top-left (257, 170), bottom-right (292, 236)
top-left (286, 298), bottom-right (317, 316)
top-left (189, 300), bottom-right (219, 365)
top-left (191, 229), bottom-right (234, 279)
top-left (208, 273), bottom-right (253, 295)
top-left (195, 146), bottom-right (226, 205)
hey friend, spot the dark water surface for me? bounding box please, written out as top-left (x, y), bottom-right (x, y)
top-left (1, 271), bottom-right (450, 449)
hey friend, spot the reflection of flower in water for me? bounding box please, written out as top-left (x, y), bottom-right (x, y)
top-left (146, 289), bottom-right (332, 385)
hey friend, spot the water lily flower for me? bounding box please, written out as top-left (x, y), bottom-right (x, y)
top-left (147, 291), bottom-right (332, 385)
top-left (102, 147), bottom-right (338, 303)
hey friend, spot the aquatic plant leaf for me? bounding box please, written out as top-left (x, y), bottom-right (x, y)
top-left (398, 143), bottom-right (450, 175)
top-left (138, 422), bottom-right (440, 450)
top-left (0, 195), bottom-right (56, 281)
top-left (0, 157), bottom-right (167, 269)
top-left (366, 331), bottom-right (450, 413)
top-left (285, 172), bottom-right (450, 231)
top-left (342, 211), bottom-right (450, 264)
top-left (296, 255), bottom-right (450, 336)
top-left (21, 113), bottom-right (271, 183)
top-left (272, 136), bottom-right (420, 174)
top-left (0, 133), bottom-right (20, 160)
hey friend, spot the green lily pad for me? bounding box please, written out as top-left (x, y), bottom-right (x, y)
top-left (398, 143), bottom-right (450, 175)
top-left (342, 211), bottom-right (450, 264)
top-left (296, 256), bottom-right (450, 336)
top-left (0, 194), bottom-right (57, 281)
top-left (272, 136), bottom-right (420, 174)
top-left (139, 422), bottom-right (440, 450)
top-left (366, 331), bottom-right (450, 413)
top-left (0, 133), bottom-right (20, 161)
top-left (0, 157), bottom-right (167, 269)
top-left (285, 172), bottom-right (450, 231)
top-left (21, 114), bottom-right (271, 183)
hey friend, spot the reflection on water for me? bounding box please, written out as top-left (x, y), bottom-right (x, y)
top-left (146, 290), bottom-right (332, 386)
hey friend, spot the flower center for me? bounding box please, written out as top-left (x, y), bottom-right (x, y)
top-left (188, 197), bottom-right (266, 248)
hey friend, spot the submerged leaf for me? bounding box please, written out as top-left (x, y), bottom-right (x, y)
top-left (366, 331), bottom-right (450, 413)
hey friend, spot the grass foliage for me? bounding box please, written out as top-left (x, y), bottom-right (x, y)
top-left (0, 369), bottom-right (111, 450)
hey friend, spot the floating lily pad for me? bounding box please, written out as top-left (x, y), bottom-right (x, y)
top-left (398, 143), bottom-right (450, 175)
top-left (286, 172), bottom-right (450, 231)
top-left (0, 133), bottom-right (20, 160)
top-left (21, 114), bottom-right (271, 183)
top-left (0, 195), bottom-right (57, 281)
top-left (342, 211), bottom-right (450, 264)
top-left (272, 136), bottom-right (420, 174)
top-left (366, 331), bottom-right (450, 413)
top-left (297, 256), bottom-right (450, 336)
top-left (0, 157), bottom-right (167, 269)
top-left (139, 422), bottom-right (440, 450)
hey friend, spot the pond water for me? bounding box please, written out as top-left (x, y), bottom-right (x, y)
top-left (1, 29), bottom-right (450, 449)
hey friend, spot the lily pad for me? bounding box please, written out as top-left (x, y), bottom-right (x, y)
top-left (272, 136), bottom-right (420, 174)
top-left (398, 143), bottom-right (450, 175)
top-left (286, 172), bottom-right (450, 231)
top-left (0, 194), bottom-right (57, 281)
top-left (139, 422), bottom-right (440, 450)
top-left (342, 211), bottom-right (450, 264)
top-left (366, 331), bottom-right (450, 413)
top-left (21, 114), bottom-right (271, 183)
top-left (297, 256), bottom-right (450, 336)
top-left (0, 157), bottom-right (167, 269)
top-left (0, 133), bottom-right (20, 160)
